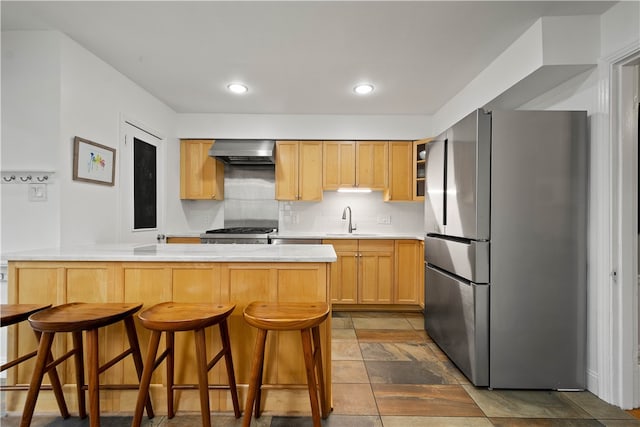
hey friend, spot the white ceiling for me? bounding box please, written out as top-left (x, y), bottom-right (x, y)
top-left (1, 1), bottom-right (616, 115)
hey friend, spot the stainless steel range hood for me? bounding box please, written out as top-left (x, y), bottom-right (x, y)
top-left (208, 139), bottom-right (276, 165)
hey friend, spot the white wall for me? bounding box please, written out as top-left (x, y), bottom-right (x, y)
top-left (176, 113), bottom-right (433, 141)
top-left (58, 34), bottom-right (176, 246)
top-left (432, 15), bottom-right (600, 134)
top-left (1, 31), bottom-right (62, 252)
top-left (1, 31), bottom-right (177, 252)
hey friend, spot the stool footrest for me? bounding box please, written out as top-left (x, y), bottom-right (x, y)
top-left (83, 384), bottom-right (148, 390)
top-left (171, 384), bottom-right (235, 391)
top-left (207, 348), bottom-right (225, 372)
top-left (0, 350), bottom-right (37, 372)
top-left (98, 348), bottom-right (133, 375)
top-left (45, 348), bottom-right (77, 372)
top-left (0, 384), bottom-right (54, 391)
top-left (152, 348), bottom-right (171, 371)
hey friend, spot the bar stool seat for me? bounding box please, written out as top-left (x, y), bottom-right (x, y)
top-left (242, 301), bottom-right (330, 427)
top-left (132, 302), bottom-right (241, 427)
top-left (0, 304), bottom-right (69, 419)
top-left (20, 302), bottom-right (153, 427)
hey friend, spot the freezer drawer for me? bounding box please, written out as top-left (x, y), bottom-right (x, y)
top-left (425, 235), bottom-right (489, 283)
top-left (424, 265), bottom-right (488, 386)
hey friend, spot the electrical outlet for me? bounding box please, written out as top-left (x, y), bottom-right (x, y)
top-left (377, 215), bottom-right (391, 224)
top-left (28, 184), bottom-right (47, 202)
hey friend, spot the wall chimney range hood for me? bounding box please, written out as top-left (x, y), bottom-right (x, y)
top-left (208, 139), bottom-right (276, 165)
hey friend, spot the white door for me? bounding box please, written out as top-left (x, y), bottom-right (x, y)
top-left (119, 120), bottom-right (165, 244)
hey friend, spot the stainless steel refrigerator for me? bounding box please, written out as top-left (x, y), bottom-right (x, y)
top-left (424, 109), bottom-right (587, 389)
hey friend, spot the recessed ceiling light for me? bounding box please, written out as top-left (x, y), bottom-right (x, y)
top-left (227, 83), bottom-right (248, 94)
top-left (353, 84), bottom-right (374, 95)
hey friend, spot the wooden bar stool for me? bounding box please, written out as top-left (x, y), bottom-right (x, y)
top-left (0, 304), bottom-right (69, 419)
top-left (132, 302), bottom-right (241, 427)
top-left (20, 302), bottom-right (153, 427)
top-left (242, 301), bottom-right (330, 427)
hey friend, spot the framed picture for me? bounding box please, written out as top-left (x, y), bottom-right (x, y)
top-left (73, 137), bottom-right (116, 186)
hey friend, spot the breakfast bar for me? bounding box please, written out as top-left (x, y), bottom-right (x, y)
top-left (4, 243), bottom-right (336, 417)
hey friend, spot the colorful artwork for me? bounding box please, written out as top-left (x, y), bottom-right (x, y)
top-left (73, 137), bottom-right (116, 186)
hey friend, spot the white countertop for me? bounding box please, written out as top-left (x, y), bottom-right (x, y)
top-left (3, 243), bottom-right (337, 263)
top-left (270, 232), bottom-right (424, 240)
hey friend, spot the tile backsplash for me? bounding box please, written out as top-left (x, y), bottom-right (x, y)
top-left (279, 191), bottom-right (423, 234)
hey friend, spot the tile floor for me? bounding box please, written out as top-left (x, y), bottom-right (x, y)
top-left (3, 311), bottom-right (640, 426)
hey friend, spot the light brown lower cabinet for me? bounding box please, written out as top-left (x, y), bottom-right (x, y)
top-left (394, 239), bottom-right (424, 305)
top-left (325, 238), bottom-right (423, 306)
top-left (6, 260), bottom-right (331, 415)
top-left (166, 236), bottom-right (201, 243)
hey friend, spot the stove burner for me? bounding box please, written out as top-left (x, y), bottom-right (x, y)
top-left (205, 227), bottom-right (276, 234)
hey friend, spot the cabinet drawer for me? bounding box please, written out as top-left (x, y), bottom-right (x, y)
top-left (359, 240), bottom-right (394, 252)
top-left (323, 239), bottom-right (358, 251)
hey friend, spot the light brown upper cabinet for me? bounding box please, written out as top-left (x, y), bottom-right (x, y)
top-left (356, 141), bottom-right (388, 190)
top-left (385, 141), bottom-right (414, 201)
top-left (413, 138), bottom-right (431, 201)
top-left (275, 140), bottom-right (323, 201)
top-left (323, 141), bottom-right (388, 190)
top-left (180, 139), bottom-right (224, 200)
top-left (323, 141), bottom-right (356, 189)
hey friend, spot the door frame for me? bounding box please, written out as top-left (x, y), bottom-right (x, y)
top-left (597, 43), bottom-right (640, 409)
top-left (118, 115), bottom-right (165, 244)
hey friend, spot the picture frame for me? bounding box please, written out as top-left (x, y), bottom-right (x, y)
top-left (73, 136), bottom-right (116, 186)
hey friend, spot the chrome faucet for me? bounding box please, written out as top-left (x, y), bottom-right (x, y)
top-left (342, 206), bottom-right (356, 233)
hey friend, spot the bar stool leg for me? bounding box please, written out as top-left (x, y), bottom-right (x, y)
top-left (243, 328), bottom-right (267, 427)
top-left (312, 325), bottom-right (329, 418)
top-left (132, 330), bottom-right (161, 427)
top-left (164, 331), bottom-right (176, 419)
top-left (86, 328), bottom-right (100, 427)
top-left (219, 318), bottom-right (241, 418)
top-left (301, 328), bottom-right (321, 427)
top-left (32, 330), bottom-right (70, 419)
top-left (253, 329), bottom-right (267, 419)
top-left (124, 316), bottom-right (154, 419)
top-left (194, 328), bottom-right (211, 427)
top-left (72, 331), bottom-right (87, 419)
top-left (20, 332), bottom-right (55, 427)
top-left (166, 331), bottom-right (175, 418)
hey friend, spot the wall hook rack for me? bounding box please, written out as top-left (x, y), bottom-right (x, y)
top-left (1, 171), bottom-right (55, 184)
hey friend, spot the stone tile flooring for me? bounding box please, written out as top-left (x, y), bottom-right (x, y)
top-left (3, 311), bottom-right (640, 426)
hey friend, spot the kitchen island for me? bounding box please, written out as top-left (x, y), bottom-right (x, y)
top-left (4, 243), bottom-right (336, 417)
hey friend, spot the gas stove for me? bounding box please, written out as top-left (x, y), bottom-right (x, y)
top-left (200, 227), bottom-right (277, 244)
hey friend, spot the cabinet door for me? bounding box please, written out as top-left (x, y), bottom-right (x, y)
top-left (358, 240), bottom-right (394, 304)
top-left (166, 236), bottom-right (201, 244)
top-left (123, 266), bottom-right (172, 388)
top-left (323, 141), bottom-right (355, 189)
top-left (180, 139), bottom-right (224, 200)
top-left (298, 141), bottom-right (323, 201)
top-left (386, 141), bottom-right (413, 201)
top-left (324, 240), bottom-right (358, 304)
top-left (413, 139), bottom-right (430, 201)
top-left (356, 141), bottom-right (388, 190)
top-left (275, 140), bottom-right (299, 200)
top-left (394, 240), bottom-right (421, 304)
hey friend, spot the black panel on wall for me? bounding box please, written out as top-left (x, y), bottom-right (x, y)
top-left (134, 137), bottom-right (157, 230)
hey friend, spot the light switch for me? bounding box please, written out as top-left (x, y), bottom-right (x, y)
top-left (28, 183), bottom-right (47, 202)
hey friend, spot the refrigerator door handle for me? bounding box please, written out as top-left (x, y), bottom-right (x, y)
top-left (443, 138), bottom-right (448, 226)
top-left (427, 263), bottom-right (473, 286)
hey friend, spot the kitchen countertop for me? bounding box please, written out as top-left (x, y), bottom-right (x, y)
top-left (270, 231), bottom-right (424, 240)
top-left (3, 243), bottom-right (337, 263)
